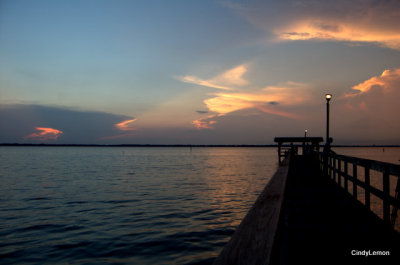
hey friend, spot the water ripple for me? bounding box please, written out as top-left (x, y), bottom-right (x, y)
top-left (0, 147), bottom-right (278, 264)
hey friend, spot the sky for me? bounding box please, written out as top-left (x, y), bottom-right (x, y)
top-left (1, 0), bottom-right (400, 145)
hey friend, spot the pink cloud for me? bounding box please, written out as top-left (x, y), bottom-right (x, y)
top-left (192, 118), bottom-right (217, 129)
top-left (24, 127), bottom-right (63, 141)
top-left (115, 118), bottom-right (136, 131)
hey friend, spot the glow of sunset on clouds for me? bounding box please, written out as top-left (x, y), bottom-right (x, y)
top-left (180, 64), bottom-right (249, 90)
top-left (192, 118), bottom-right (216, 130)
top-left (347, 68), bottom-right (400, 96)
top-left (276, 20), bottom-right (400, 50)
top-left (2, 0), bottom-right (400, 144)
top-left (115, 119), bottom-right (137, 131)
top-left (232, 0), bottom-right (400, 51)
top-left (24, 127), bottom-right (63, 141)
top-left (184, 65), bottom-right (310, 129)
top-left (183, 64), bottom-right (311, 129)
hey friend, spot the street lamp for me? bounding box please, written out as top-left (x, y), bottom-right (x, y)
top-left (325, 94), bottom-right (332, 146)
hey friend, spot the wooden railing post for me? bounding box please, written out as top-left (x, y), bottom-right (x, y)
top-left (383, 167), bottom-right (390, 224)
top-left (353, 163), bottom-right (357, 199)
top-left (365, 165), bottom-right (370, 210)
top-left (277, 143), bottom-right (282, 165)
top-left (344, 161), bottom-right (348, 192)
top-left (318, 152), bottom-right (399, 227)
top-left (338, 159), bottom-right (342, 187)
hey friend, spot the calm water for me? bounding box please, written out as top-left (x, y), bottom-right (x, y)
top-left (1, 147), bottom-right (399, 264)
top-left (0, 147), bottom-right (278, 265)
top-left (333, 147), bottom-right (400, 164)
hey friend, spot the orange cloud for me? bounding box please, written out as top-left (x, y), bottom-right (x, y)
top-left (230, 1), bottom-right (400, 50)
top-left (338, 67), bottom-right (400, 142)
top-left (179, 64), bottom-right (249, 90)
top-left (276, 19), bottom-right (400, 50)
top-left (192, 118), bottom-right (217, 130)
top-left (346, 68), bottom-right (400, 97)
top-left (203, 82), bottom-right (310, 116)
top-left (182, 64), bottom-right (312, 129)
top-left (190, 81), bottom-right (310, 129)
top-left (24, 127), bottom-right (63, 141)
top-left (115, 118), bottom-right (136, 131)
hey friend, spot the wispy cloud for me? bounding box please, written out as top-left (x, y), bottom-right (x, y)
top-left (231, 0), bottom-right (400, 50)
top-left (24, 127), bottom-right (63, 141)
top-left (189, 81), bottom-right (310, 129)
top-left (115, 118), bottom-right (137, 131)
top-left (204, 82), bottom-right (310, 117)
top-left (276, 19), bottom-right (400, 50)
top-left (179, 63), bottom-right (312, 129)
top-left (179, 64), bottom-right (249, 90)
top-left (192, 117), bottom-right (217, 129)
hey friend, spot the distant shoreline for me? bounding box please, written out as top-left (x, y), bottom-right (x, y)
top-left (1, 143), bottom-right (400, 148)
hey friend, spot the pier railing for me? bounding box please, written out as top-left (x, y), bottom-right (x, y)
top-left (320, 151), bottom-right (400, 227)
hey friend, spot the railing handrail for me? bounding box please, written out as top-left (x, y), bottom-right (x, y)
top-left (319, 151), bottom-right (400, 228)
top-left (330, 153), bottom-right (400, 176)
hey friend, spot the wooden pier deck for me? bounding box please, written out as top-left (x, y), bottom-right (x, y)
top-left (213, 151), bottom-right (400, 265)
top-left (273, 155), bottom-right (400, 265)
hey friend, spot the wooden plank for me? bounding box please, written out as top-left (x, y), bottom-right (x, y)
top-left (213, 159), bottom-right (290, 265)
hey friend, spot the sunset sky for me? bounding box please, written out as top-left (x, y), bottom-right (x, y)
top-left (1, 0), bottom-right (400, 144)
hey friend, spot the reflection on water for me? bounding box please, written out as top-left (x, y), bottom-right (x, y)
top-left (0, 147), bottom-right (277, 265)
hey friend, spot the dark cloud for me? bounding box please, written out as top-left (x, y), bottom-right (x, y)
top-left (0, 104), bottom-right (132, 144)
top-left (269, 101), bottom-right (279, 105)
top-left (196, 110), bottom-right (209, 114)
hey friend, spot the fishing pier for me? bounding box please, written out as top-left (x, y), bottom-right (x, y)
top-left (213, 94), bottom-right (400, 264)
top-left (213, 137), bottom-right (400, 264)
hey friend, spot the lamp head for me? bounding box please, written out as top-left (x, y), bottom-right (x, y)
top-left (325, 94), bottom-right (332, 102)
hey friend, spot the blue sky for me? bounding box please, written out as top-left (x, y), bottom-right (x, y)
top-left (1, 0), bottom-right (400, 144)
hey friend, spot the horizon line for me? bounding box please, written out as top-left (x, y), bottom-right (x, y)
top-left (1, 143), bottom-right (400, 148)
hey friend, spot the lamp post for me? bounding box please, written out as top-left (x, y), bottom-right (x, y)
top-left (325, 94), bottom-right (332, 146)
